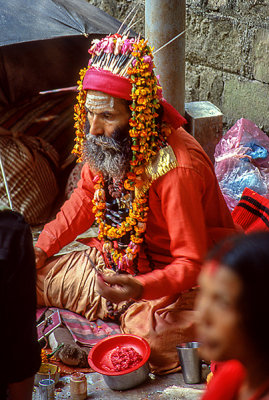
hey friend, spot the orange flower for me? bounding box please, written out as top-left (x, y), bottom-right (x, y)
top-left (74, 36), bottom-right (172, 271)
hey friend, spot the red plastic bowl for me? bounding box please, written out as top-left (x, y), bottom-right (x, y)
top-left (88, 334), bottom-right (151, 376)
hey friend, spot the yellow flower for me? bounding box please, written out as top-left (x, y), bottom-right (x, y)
top-left (74, 36), bottom-right (172, 271)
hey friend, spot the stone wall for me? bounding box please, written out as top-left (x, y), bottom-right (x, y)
top-left (87, 0), bottom-right (269, 134)
top-left (87, 0), bottom-right (145, 34)
top-left (185, 0), bottom-right (269, 133)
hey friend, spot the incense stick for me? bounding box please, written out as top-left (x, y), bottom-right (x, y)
top-left (0, 154), bottom-right (13, 210)
top-left (117, 3), bottom-right (139, 34)
top-left (153, 30), bottom-right (187, 55)
top-left (125, 17), bottom-right (143, 34)
top-left (122, 8), bottom-right (139, 36)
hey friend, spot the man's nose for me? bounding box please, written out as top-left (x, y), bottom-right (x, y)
top-left (89, 115), bottom-right (104, 136)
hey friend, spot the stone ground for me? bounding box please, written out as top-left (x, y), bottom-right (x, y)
top-left (32, 371), bottom-right (205, 399)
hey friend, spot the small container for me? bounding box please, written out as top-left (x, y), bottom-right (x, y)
top-left (70, 372), bottom-right (87, 400)
top-left (39, 378), bottom-right (55, 400)
top-left (176, 342), bottom-right (201, 384)
top-left (34, 363), bottom-right (60, 386)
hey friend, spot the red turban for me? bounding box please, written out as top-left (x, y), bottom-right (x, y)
top-left (83, 68), bottom-right (186, 129)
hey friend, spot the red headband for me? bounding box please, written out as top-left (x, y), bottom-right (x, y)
top-left (83, 68), bottom-right (187, 128)
top-left (83, 68), bottom-right (132, 100)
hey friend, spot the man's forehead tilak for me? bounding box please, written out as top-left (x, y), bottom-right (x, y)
top-left (85, 92), bottom-right (114, 110)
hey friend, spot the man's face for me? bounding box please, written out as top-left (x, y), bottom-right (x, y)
top-left (82, 90), bottom-right (132, 180)
top-left (85, 90), bottom-right (130, 138)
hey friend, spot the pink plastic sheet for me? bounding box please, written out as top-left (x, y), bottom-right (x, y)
top-left (214, 118), bottom-right (269, 211)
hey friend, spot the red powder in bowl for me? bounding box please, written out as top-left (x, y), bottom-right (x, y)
top-left (109, 346), bottom-right (143, 372)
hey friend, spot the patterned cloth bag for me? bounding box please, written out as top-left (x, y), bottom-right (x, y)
top-left (65, 161), bottom-right (84, 199)
top-left (0, 127), bottom-right (59, 225)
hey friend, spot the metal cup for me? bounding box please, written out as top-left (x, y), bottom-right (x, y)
top-left (39, 378), bottom-right (55, 400)
top-left (176, 342), bottom-right (201, 384)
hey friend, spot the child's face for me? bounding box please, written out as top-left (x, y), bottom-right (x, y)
top-left (195, 263), bottom-right (249, 363)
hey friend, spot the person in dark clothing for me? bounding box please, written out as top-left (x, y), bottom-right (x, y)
top-left (0, 208), bottom-right (41, 400)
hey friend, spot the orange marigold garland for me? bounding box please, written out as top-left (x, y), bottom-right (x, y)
top-left (72, 35), bottom-right (171, 271)
top-left (72, 67), bottom-right (89, 162)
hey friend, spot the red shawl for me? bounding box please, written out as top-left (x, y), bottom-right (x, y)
top-left (202, 360), bottom-right (269, 400)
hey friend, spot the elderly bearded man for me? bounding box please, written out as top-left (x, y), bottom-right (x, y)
top-left (35, 34), bottom-right (237, 374)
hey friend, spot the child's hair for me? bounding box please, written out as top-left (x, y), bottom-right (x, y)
top-left (206, 231), bottom-right (269, 360)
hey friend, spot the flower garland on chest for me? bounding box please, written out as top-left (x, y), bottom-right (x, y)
top-left (92, 174), bottom-right (147, 271)
top-left (73, 35), bottom-right (171, 272)
top-left (92, 121), bottom-right (171, 273)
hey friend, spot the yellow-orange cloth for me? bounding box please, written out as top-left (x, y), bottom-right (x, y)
top-left (36, 247), bottom-right (197, 374)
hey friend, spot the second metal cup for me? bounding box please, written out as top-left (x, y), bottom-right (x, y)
top-left (176, 341), bottom-right (201, 384)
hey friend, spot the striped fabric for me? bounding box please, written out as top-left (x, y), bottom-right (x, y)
top-left (0, 91), bottom-right (77, 225)
top-left (0, 91), bottom-right (76, 163)
top-left (65, 161), bottom-right (84, 199)
top-left (232, 187), bottom-right (269, 233)
top-left (59, 309), bottom-right (121, 347)
top-left (0, 132), bottom-right (59, 225)
top-left (37, 307), bottom-right (121, 347)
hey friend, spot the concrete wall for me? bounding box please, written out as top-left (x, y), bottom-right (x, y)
top-left (87, 0), bottom-right (269, 134)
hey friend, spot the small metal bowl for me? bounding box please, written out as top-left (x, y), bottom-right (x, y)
top-left (88, 334), bottom-right (151, 390)
top-left (34, 363), bottom-right (60, 386)
top-left (102, 361), bottom-right (150, 390)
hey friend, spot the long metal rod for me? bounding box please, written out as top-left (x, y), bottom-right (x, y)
top-left (0, 154), bottom-right (13, 210)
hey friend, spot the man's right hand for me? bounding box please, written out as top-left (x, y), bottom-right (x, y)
top-left (34, 247), bottom-right (47, 269)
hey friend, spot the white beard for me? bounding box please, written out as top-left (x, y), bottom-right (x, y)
top-left (82, 129), bottom-right (131, 180)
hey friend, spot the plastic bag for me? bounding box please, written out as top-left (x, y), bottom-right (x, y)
top-left (214, 118), bottom-right (269, 211)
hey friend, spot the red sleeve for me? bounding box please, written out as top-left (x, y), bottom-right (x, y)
top-left (35, 164), bottom-right (96, 257)
top-left (201, 360), bottom-right (245, 400)
top-left (136, 166), bottom-right (207, 298)
top-left (135, 133), bottom-right (236, 299)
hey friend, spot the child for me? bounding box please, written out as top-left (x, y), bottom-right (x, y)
top-left (196, 232), bottom-right (269, 400)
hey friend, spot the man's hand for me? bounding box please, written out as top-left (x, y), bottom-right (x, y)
top-left (34, 247), bottom-right (47, 269)
top-left (96, 273), bottom-right (143, 304)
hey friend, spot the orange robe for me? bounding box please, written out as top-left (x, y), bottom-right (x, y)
top-left (36, 127), bottom-right (237, 374)
top-left (36, 127), bottom-right (236, 298)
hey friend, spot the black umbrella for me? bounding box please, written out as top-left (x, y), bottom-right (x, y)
top-left (0, 0), bottom-right (134, 108)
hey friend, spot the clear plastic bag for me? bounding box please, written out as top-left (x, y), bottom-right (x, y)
top-left (214, 118), bottom-right (269, 211)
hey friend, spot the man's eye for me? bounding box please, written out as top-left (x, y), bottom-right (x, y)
top-left (104, 113), bottom-right (113, 119)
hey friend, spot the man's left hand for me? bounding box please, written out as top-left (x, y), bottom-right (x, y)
top-left (96, 273), bottom-right (143, 304)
